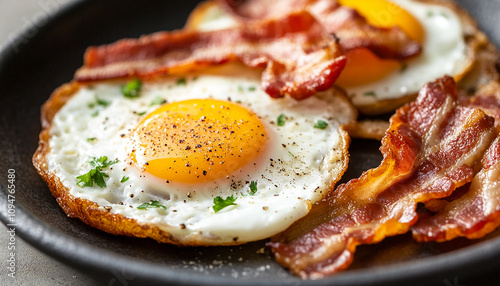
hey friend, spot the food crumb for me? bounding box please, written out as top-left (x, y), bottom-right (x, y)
top-left (256, 247), bottom-right (266, 254)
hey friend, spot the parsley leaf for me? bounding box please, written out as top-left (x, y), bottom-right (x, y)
top-left (96, 96), bottom-right (111, 107)
top-left (400, 62), bottom-right (408, 73)
top-left (121, 176), bottom-right (129, 183)
top-left (149, 96), bottom-right (166, 106)
top-left (76, 168), bottom-right (108, 188)
top-left (176, 77), bottom-right (187, 85)
top-left (363, 91), bottom-right (377, 97)
top-left (213, 195), bottom-right (237, 213)
top-left (87, 137), bottom-right (97, 142)
top-left (76, 156), bottom-right (118, 188)
top-left (277, 114), bottom-right (286, 126)
top-left (249, 181), bottom-right (258, 195)
top-left (121, 78), bottom-right (142, 98)
top-left (137, 200), bottom-right (167, 210)
top-left (314, 120), bottom-right (328, 129)
top-left (89, 156), bottom-right (119, 168)
top-left (248, 86), bottom-right (256, 91)
top-left (137, 111), bottom-right (147, 116)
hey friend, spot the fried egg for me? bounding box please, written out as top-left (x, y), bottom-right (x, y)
top-left (45, 64), bottom-right (355, 245)
top-left (337, 0), bottom-right (474, 114)
top-left (186, 0), bottom-right (475, 115)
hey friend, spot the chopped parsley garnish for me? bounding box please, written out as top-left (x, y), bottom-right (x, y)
top-left (176, 77), bottom-right (187, 85)
top-left (96, 96), bottom-right (111, 107)
top-left (314, 120), bottom-right (328, 129)
top-left (87, 137), bottom-right (97, 142)
top-left (88, 96), bottom-right (110, 110)
top-left (249, 181), bottom-right (258, 195)
top-left (121, 176), bottom-right (129, 183)
top-left (149, 96), bottom-right (166, 106)
top-left (121, 78), bottom-right (142, 98)
top-left (248, 86), bottom-right (256, 91)
top-left (363, 91), bottom-right (377, 97)
top-left (427, 10), bottom-right (448, 18)
top-left (288, 151), bottom-right (295, 158)
top-left (76, 156), bottom-right (119, 188)
top-left (90, 156), bottom-right (119, 169)
top-left (238, 86), bottom-right (244, 92)
top-left (277, 114), bottom-right (286, 126)
top-left (91, 110), bottom-right (99, 117)
top-left (400, 63), bottom-right (408, 73)
top-left (137, 200), bottom-right (167, 210)
top-left (213, 195), bottom-right (237, 213)
top-left (137, 111), bottom-right (147, 116)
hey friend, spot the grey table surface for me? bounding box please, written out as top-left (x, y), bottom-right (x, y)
top-left (2, 1), bottom-right (500, 286)
top-left (0, 2), bottom-right (99, 285)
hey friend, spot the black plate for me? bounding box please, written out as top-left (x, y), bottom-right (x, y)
top-left (1, 0), bottom-right (500, 285)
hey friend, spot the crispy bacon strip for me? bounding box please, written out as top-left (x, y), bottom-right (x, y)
top-left (217, 0), bottom-right (421, 60)
top-left (459, 81), bottom-right (500, 127)
top-left (268, 76), bottom-right (496, 279)
top-left (412, 82), bottom-right (500, 242)
top-left (412, 135), bottom-right (500, 242)
top-left (75, 11), bottom-right (346, 100)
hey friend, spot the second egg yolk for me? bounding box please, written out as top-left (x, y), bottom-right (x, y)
top-left (337, 0), bottom-right (425, 87)
top-left (128, 99), bottom-right (267, 183)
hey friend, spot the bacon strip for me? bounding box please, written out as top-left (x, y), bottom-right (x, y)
top-left (412, 82), bottom-right (500, 242)
top-left (75, 11), bottom-right (346, 100)
top-left (459, 81), bottom-right (500, 128)
top-left (217, 0), bottom-right (421, 60)
top-left (412, 135), bottom-right (500, 242)
top-left (268, 76), bottom-right (496, 279)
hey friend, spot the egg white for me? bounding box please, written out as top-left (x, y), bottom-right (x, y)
top-left (47, 64), bottom-right (353, 244)
top-left (347, 0), bottom-right (470, 107)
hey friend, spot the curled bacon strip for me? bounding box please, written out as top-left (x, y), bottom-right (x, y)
top-left (412, 82), bottom-right (500, 242)
top-left (268, 76), bottom-right (497, 279)
top-left (412, 135), bottom-right (500, 242)
top-left (75, 11), bottom-right (346, 100)
top-left (217, 0), bottom-right (421, 60)
top-left (459, 81), bottom-right (500, 128)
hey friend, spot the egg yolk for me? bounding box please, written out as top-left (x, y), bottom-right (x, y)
top-left (336, 0), bottom-right (425, 87)
top-left (129, 99), bottom-right (267, 183)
